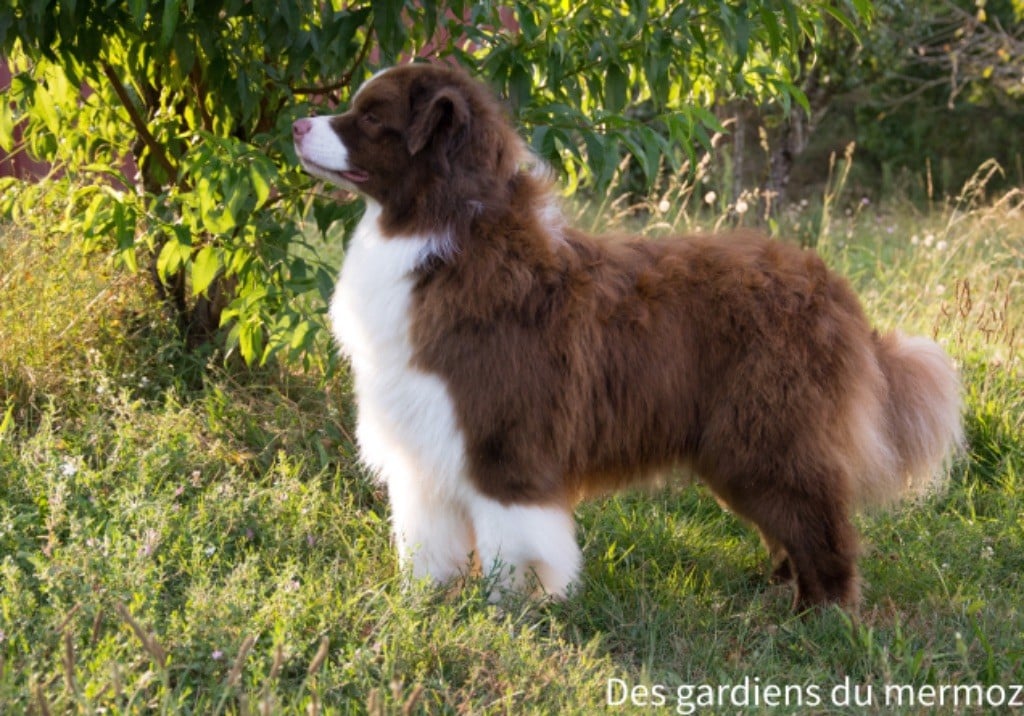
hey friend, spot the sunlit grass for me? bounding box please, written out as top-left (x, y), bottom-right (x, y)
top-left (1, 174), bottom-right (1022, 712)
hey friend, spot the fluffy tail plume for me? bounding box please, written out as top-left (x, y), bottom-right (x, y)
top-left (874, 331), bottom-right (964, 498)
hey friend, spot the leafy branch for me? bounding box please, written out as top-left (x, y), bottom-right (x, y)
top-left (101, 61), bottom-right (179, 185)
top-left (291, 28), bottom-right (375, 99)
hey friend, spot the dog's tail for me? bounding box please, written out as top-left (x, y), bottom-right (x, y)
top-left (852, 331), bottom-right (964, 507)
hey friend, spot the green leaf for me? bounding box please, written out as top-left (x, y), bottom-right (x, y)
top-left (312, 200), bottom-right (353, 239)
top-left (690, 106), bottom-right (727, 135)
top-left (0, 400), bottom-right (14, 439)
top-left (0, 10), bottom-right (13, 51)
top-left (516, 2), bottom-right (539, 43)
top-left (289, 320), bottom-right (313, 350)
top-left (638, 126), bottom-right (664, 185)
top-left (619, 130), bottom-right (659, 185)
top-left (128, 0), bottom-right (147, 28)
top-left (849, 0), bottom-right (875, 23)
top-left (191, 245), bottom-right (220, 297)
top-left (160, 0), bottom-right (181, 49)
top-left (509, 63), bottom-right (532, 113)
top-left (224, 175), bottom-right (252, 227)
top-left (239, 320), bottom-right (263, 365)
top-left (0, 99), bottom-right (13, 152)
top-left (370, 0), bottom-right (406, 63)
top-left (530, 125), bottom-right (551, 157)
top-left (582, 130), bottom-right (608, 188)
top-left (732, 12), bottom-right (751, 70)
top-left (315, 267), bottom-right (334, 303)
top-left (199, 184), bottom-right (238, 234)
top-left (758, 6), bottom-right (782, 57)
top-left (606, 63), bottom-right (628, 114)
top-left (156, 229), bottom-right (192, 282)
top-left (780, 1), bottom-right (801, 49)
top-left (820, 6), bottom-right (859, 40)
top-left (31, 83), bottom-right (60, 135)
top-left (173, 31), bottom-right (196, 77)
top-left (113, 202), bottom-right (139, 272)
top-left (784, 82), bottom-right (810, 115)
top-left (248, 158), bottom-right (274, 207)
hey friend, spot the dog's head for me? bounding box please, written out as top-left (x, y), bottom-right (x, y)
top-left (293, 64), bottom-right (526, 233)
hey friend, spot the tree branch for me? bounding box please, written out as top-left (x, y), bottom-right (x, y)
top-left (101, 61), bottom-right (179, 185)
top-left (190, 62), bottom-right (215, 134)
top-left (291, 29), bottom-right (374, 97)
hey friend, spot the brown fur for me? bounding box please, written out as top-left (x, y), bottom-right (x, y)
top-left (328, 63), bottom-right (963, 609)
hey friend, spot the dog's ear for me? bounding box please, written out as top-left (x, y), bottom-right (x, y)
top-left (407, 86), bottom-right (470, 164)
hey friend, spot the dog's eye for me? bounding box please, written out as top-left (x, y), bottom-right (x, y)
top-left (361, 112), bottom-right (381, 128)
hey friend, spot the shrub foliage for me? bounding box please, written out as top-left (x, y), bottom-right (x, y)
top-left (0, 0), bottom-right (871, 367)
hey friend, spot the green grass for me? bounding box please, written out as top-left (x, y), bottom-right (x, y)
top-left (1, 185), bottom-right (1022, 714)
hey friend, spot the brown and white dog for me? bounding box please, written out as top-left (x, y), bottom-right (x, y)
top-left (292, 63), bottom-right (963, 609)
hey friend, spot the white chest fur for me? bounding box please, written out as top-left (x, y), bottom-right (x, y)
top-left (327, 201), bottom-right (580, 596)
top-left (328, 202), bottom-right (469, 500)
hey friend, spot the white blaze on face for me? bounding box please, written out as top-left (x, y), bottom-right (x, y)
top-left (351, 66), bottom-right (393, 102)
top-left (292, 116), bottom-right (359, 186)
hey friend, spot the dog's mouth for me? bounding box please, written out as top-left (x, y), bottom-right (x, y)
top-left (298, 155), bottom-right (369, 185)
top-left (338, 168), bottom-right (369, 184)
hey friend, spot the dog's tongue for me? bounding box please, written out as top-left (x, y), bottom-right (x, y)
top-left (341, 169), bottom-right (369, 183)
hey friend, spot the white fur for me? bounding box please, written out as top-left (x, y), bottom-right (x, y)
top-left (293, 115), bottom-right (375, 196)
top-left (527, 159), bottom-right (568, 244)
top-left (352, 67), bottom-right (393, 102)
top-left (469, 497), bottom-right (580, 598)
top-left (329, 201), bottom-right (579, 597)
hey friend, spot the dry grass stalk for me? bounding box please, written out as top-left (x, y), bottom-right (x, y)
top-left (114, 602), bottom-right (167, 669)
top-left (402, 683), bottom-right (426, 715)
top-left (227, 634), bottom-right (257, 689)
top-left (53, 603), bottom-right (81, 636)
top-left (62, 631), bottom-right (77, 697)
top-left (306, 636), bottom-right (330, 677)
top-left (259, 644), bottom-right (285, 716)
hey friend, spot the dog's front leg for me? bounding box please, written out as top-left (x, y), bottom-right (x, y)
top-left (387, 481), bottom-right (476, 587)
top-left (468, 497), bottom-right (581, 601)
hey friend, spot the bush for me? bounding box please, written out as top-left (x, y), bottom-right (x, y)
top-left (0, 0), bottom-right (870, 369)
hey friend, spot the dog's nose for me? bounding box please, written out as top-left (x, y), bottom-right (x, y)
top-left (292, 118), bottom-right (312, 140)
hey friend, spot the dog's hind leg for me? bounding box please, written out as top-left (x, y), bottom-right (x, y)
top-left (751, 494), bottom-right (860, 609)
top-left (467, 497), bottom-right (581, 600)
top-left (712, 464), bottom-right (861, 610)
top-left (758, 530), bottom-right (794, 583)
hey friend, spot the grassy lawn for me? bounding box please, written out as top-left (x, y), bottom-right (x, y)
top-left (1, 186), bottom-right (1022, 714)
